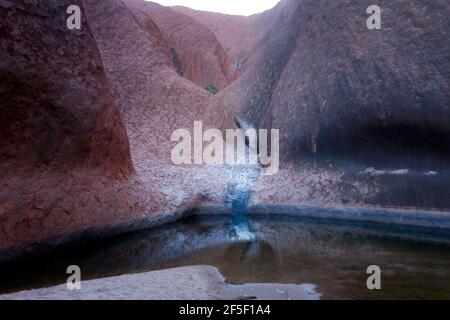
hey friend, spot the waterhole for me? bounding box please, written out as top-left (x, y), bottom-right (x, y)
top-left (1, 214), bottom-right (449, 299)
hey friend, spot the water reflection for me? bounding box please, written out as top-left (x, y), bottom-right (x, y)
top-left (1, 215), bottom-right (450, 299)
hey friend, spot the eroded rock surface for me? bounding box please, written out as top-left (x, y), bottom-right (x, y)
top-left (0, 0), bottom-right (155, 253)
top-left (81, 0), bottom-right (235, 213)
top-left (124, 0), bottom-right (237, 90)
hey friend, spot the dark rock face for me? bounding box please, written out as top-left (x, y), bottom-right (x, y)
top-left (221, 0), bottom-right (450, 168)
top-left (81, 0), bottom-right (233, 164)
top-left (216, 0), bottom-right (450, 210)
top-left (0, 0), bottom-right (133, 175)
top-left (0, 0), bottom-right (153, 253)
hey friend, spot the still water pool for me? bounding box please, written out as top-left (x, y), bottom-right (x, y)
top-left (1, 214), bottom-right (449, 299)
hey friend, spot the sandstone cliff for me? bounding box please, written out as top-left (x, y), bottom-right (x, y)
top-left (124, 0), bottom-right (237, 90)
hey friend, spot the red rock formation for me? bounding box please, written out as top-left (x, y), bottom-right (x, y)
top-left (82, 0), bottom-right (232, 163)
top-left (220, 0), bottom-right (450, 162)
top-left (218, 0), bottom-right (450, 210)
top-left (0, 0), bottom-right (154, 255)
top-left (0, 0), bottom-right (242, 259)
top-left (0, 0), bottom-right (132, 175)
top-left (124, 0), bottom-right (237, 90)
top-left (81, 0), bottom-right (235, 217)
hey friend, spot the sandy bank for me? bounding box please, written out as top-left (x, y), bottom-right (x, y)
top-left (0, 265), bottom-right (320, 300)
